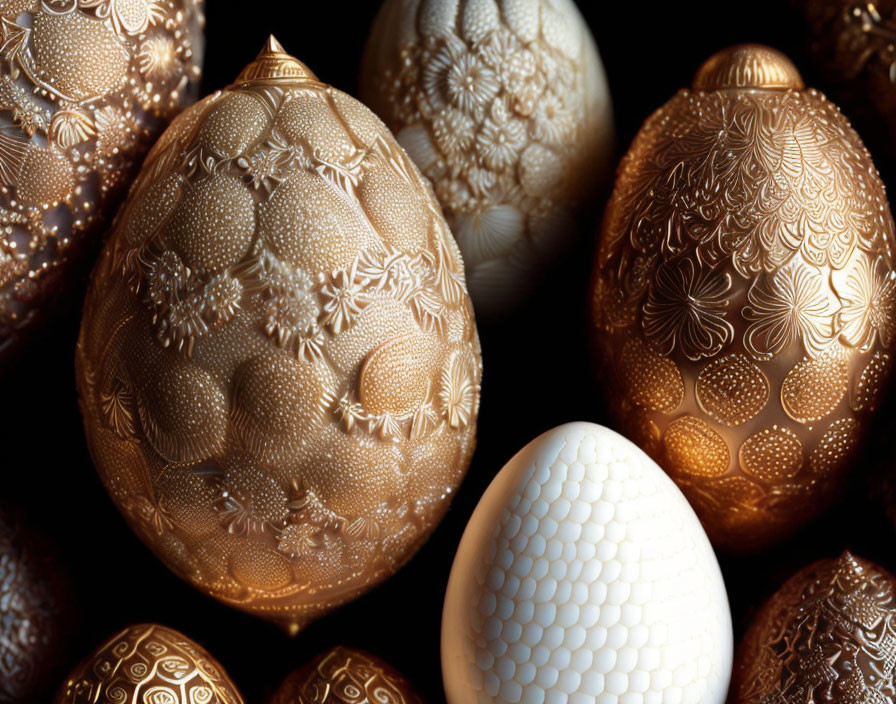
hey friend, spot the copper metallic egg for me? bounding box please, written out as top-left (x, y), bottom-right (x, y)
top-left (799, 0), bottom-right (896, 161)
top-left (0, 0), bottom-right (204, 365)
top-left (270, 647), bottom-right (423, 704)
top-left (0, 505), bottom-right (70, 704)
top-left (53, 623), bottom-right (243, 704)
top-left (361, 0), bottom-right (615, 317)
top-left (731, 552), bottom-right (896, 704)
top-left (75, 37), bottom-right (482, 633)
top-left (590, 44), bottom-right (896, 551)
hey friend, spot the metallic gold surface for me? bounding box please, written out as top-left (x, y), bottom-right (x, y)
top-left (54, 623), bottom-right (243, 704)
top-left (732, 552), bottom-right (896, 704)
top-left (800, 0), bottom-right (896, 159)
top-left (590, 44), bottom-right (896, 550)
top-left (0, 505), bottom-right (68, 704)
top-left (361, 0), bottom-right (614, 317)
top-left (76, 38), bottom-right (482, 632)
top-left (271, 647), bottom-right (423, 704)
top-left (0, 0), bottom-right (204, 364)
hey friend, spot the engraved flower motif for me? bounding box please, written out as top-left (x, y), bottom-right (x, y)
top-left (641, 258), bottom-right (733, 361)
top-left (439, 351), bottom-right (477, 428)
top-left (79, 0), bottom-right (165, 36)
top-left (432, 108), bottom-right (476, 158)
top-left (444, 52), bottom-right (500, 117)
top-left (202, 272), bottom-right (242, 325)
top-left (48, 110), bottom-right (96, 150)
top-left (743, 261), bottom-right (836, 361)
top-left (137, 36), bottom-right (178, 83)
top-left (531, 91), bottom-right (575, 146)
top-left (94, 106), bottom-right (140, 163)
top-left (836, 255), bottom-right (896, 351)
top-left (320, 266), bottom-right (370, 334)
top-left (146, 250), bottom-right (190, 309)
top-left (277, 524), bottom-right (320, 559)
top-left (263, 266), bottom-right (324, 361)
top-left (475, 101), bottom-right (526, 171)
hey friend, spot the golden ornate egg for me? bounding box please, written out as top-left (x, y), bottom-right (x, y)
top-left (361, 0), bottom-right (614, 317)
top-left (0, 505), bottom-right (70, 704)
top-left (270, 647), bottom-right (423, 704)
top-left (53, 623), bottom-right (243, 704)
top-left (590, 44), bottom-right (896, 551)
top-left (75, 37), bottom-right (482, 632)
top-left (731, 552), bottom-right (896, 704)
top-left (799, 0), bottom-right (896, 161)
top-left (0, 0), bottom-right (204, 364)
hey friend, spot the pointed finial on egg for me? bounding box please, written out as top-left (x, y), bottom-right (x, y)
top-left (234, 35), bottom-right (319, 87)
top-left (693, 44), bottom-right (804, 92)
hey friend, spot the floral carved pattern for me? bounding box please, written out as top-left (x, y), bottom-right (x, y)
top-left (75, 40), bottom-right (482, 632)
top-left (591, 46), bottom-right (896, 550)
top-left (362, 0), bottom-right (614, 315)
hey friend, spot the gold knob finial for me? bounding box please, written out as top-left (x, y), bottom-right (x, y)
top-left (234, 35), bottom-right (319, 87)
top-left (693, 44), bottom-right (804, 92)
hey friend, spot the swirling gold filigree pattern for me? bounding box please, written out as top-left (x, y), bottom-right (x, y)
top-left (591, 45), bottom-right (896, 550)
top-left (54, 624), bottom-right (242, 704)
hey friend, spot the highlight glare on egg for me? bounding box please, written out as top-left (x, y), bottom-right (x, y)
top-left (590, 44), bottom-right (896, 550)
top-left (362, 0), bottom-right (614, 317)
top-left (76, 38), bottom-right (482, 633)
top-left (442, 422), bottom-right (732, 704)
top-left (0, 0), bottom-right (204, 365)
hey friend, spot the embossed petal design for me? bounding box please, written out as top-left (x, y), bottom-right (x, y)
top-left (591, 45), bottom-right (896, 550)
top-left (0, 0), bottom-right (204, 364)
top-left (76, 39), bottom-right (482, 632)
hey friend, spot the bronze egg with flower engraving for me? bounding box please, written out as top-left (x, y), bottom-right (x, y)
top-left (591, 44), bottom-right (896, 550)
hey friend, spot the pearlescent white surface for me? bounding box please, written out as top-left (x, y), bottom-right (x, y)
top-left (442, 423), bottom-right (732, 704)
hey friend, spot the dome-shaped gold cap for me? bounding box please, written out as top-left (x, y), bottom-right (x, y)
top-left (693, 44), bottom-right (804, 91)
top-left (234, 35), bottom-right (319, 87)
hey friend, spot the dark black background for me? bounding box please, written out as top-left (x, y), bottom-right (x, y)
top-left (4, 1), bottom-right (896, 702)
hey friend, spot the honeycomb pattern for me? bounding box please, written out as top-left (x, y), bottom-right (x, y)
top-left (443, 423), bottom-right (732, 704)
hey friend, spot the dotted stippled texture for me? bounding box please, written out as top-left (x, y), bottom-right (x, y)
top-left (443, 423), bottom-right (732, 704)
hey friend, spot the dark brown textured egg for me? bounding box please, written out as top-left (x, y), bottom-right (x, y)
top-left (0, 505), bottom-right (70, 704)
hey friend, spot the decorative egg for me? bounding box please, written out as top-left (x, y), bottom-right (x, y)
top-left (361, 0), bottom-right (614, 317)
top-left (590, 44), bottom-right (896, 551)
top-left (0, 0), bottom-right (204, 365)
top-left (271, 646), bottom-right (423, 704)
top-left (799, 0), bottom-right (896, 161)
top-left (0, 505), bottom-right (70, 704)
top-left (731, 552), bottom-right (896, 704)
top-left (75, 37), bottom-right (482, 633)
top-left (53, 623), bottom-right (243, 704)
top-left (442, 422), bottom-right (732, 704)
